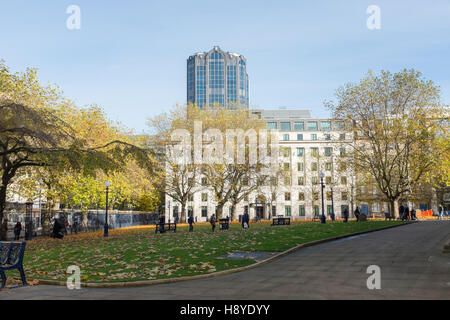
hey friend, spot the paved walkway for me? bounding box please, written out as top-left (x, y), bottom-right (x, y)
top-left (1, 221), bottom-right (449, 300)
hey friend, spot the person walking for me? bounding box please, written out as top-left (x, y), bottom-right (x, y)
top-left (343, 208), bottom-right (349, 223)
top-left (354, 206), bottom-right (361, 222)
top-left (410, 207), bottom-right (417, 221)
top-left (210, 214), bottom-right (216, 233)
top-left (188, 215), bottom-right (194, 232)
top-left (242, 211), bottom-right (250, 229)
top-left (438, 205), bottom-right (444, 220)
top-left (403, 205), bottom-right (410, 221)
top-left (1, 219), bottom-right (8, 241)
top-left (13, 221), bottom-right (22, 241)
top-left (399, 204), bottom-right (405, 220)
top-left (72, 220), bottom-right (78, 234)
top-left (158, 212), bottom-right (166, 233)
top-left (52, 218), bottom-right (64, 239)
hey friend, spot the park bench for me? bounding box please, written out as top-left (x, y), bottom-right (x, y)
top-left (219, 219), bottom-right (229, 230)
top-left (155, 222), bottom-right (177, 234)
top-left (384, 212), bottom-right (392, 221)
top-left (0, 241), bottom-right (28, 289)
top-left (271, 217), bottom-right (290, 226)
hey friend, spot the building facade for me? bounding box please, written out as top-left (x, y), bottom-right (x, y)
top-left (187, 46), bottom-right (249, 109)
top-left (165, 108), bottom-right (357, 222)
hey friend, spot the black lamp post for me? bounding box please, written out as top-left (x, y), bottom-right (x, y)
top-left (25, 200), bottom-right (34, 240)
top-left (104, 181), bottom-right (110, 237)
top-left (331, 185), bottom-right (335, 222)
top-left (168, 202), bottom-right (171, 224)
top-left (319, 172), bottom-right (326, 224)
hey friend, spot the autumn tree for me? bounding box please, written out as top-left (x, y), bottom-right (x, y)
top-left (327, 69), bottom-right (449, 218)
top-left (148, 104), bottom-right (273, 220)
top-left (262, 163), bottom-right (287, 218)
top-left (0, 62), bottom-right (152, 239)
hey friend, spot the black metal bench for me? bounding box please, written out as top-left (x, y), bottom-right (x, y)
top-left (219, 219), bottom-right (229, 230)
top-left (155, 222), bottom-right (177, 234)
top-left (0, 241), bottom-right (28, 289)
top-left (271, 217), bottom-right (291, 226)
top-left (384, 212), bottom-right (392, 221)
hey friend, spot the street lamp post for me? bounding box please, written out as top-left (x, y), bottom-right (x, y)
top-left (168, 202), bottom-right (171, 224)
top-left (319, 172), bottom-right (326, 224)
top-left (331, 185), bottom-right (335, 222)
top-left (25, 200), bottom-right (34, 240)
top-left (104, 181), bottom-right (110, 237)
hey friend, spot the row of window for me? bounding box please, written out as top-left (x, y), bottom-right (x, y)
top-left (285, 205), bottom-right (337, 217)
top-left (281, 147), bottom-right (346, 157)
top-left (194, 190), bottom-right (349, 203)
top-left (268, 121), bottom-right (346, 131)
top-left (282, 133), bottom-right (346, 141)
top-left (191, 170), bottom-right (348, 189)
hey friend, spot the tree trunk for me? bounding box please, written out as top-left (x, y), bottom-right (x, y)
top-left (180, 202), bottom-right (186, 224)
top-left (0, 184), bottom-right (9, 240)
top-left (82, 210), bottom-right (88, 231)
top-left (231, 203), bottom-right (237, 221)
top-left (216, 203), bottom-right (225, 219)
top-left (390, 199), bottom-right (399, 219)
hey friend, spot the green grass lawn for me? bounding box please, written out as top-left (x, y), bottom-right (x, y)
top-left (20, 220), bottom-right (403, 283)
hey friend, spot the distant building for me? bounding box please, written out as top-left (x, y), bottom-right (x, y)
top-left (165, 108), bottom-right (355, 222)
top-left (187, 46), bottom-right (249, 108)
top-left (164, 107), bottom-right (439, 222)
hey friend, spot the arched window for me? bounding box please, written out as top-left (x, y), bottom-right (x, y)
top-left (209, 50), bottom-right (225, 106)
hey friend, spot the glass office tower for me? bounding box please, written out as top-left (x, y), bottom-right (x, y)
top-left (187, 46), bottom-right (249, 108)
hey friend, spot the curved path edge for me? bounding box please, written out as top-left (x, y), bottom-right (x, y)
top-left (36, 221), bottom-right (414, 288)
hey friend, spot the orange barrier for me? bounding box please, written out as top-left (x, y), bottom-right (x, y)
top-left (418, 210), bottom-right (433, 217)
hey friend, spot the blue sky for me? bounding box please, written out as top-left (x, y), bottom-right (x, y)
top-left (1, 0), bottom-right (449, 133)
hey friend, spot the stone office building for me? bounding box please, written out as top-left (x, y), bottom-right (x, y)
top-left (165, 108), bottom-right (357, 222)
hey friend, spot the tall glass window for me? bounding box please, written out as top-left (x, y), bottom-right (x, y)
top-left (227, 65), bottom-right (237, 106)
top-left (307, 121), bottom-right (318, 131)
top-left (314, 206), bottom-right (319, 216)
top-left (209, 51), bottom-right (224, 106)
top-left (334, 121), bottom-right (346, 130)
top-left (299, 205), bottom-right (305, 216)
top-left (239, 60), bottom-right (246, 105)
top-left (280, 122), bottom-right (291, 131)
top-left (285, 205), bottom-right (291, 217)
top-left (321, 121), bottom-right (331, 131)
top-left (209, 94), bottom-right (224, 106)
top-left (187, 59), bottom-right (195, 103)
top-left (267, 122), bottom-right (277, 130)
top-left (196, 65), bottom-right (206, 107)
top-left (294, 122), bottom-right (304, 130)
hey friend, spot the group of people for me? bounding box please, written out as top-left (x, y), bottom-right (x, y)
top-left (185, 212), bottom-right (251, 233)
top-left (399, 204), bottom-right (417, 221)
